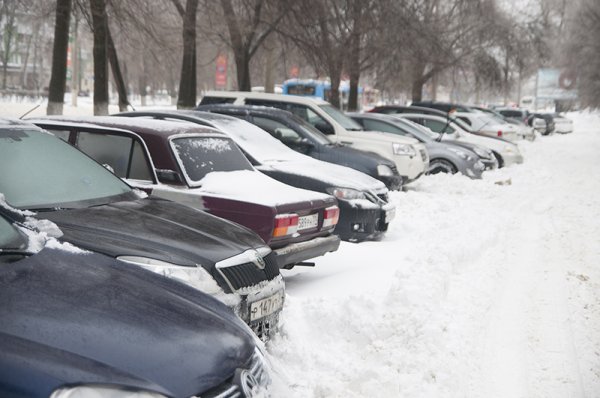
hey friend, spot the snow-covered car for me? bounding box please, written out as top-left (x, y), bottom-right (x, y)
top-left (0, 118), bottom-right (284, 338)
top-left (453, 112), bottom-right (520, 141)
top-left (349, 112), bottom-right (491, 178)
top-left (117, 111), bottom-right (396, 243)
top-left (473, 107), bottom-right (536, 141)
top-left (31, 117), bottom-right (341, 270)
top-left (0, 207), bottom-right (270, 398)
top-left (196, 104), bottom-right (404, 191)
top-left (552, 114), bottom-right (574, 134)
top-left (198, 91), bottom-right (429, 184)
top-left (398, 114), bottom-right (524, 167)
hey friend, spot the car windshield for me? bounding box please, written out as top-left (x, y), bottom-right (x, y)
top-left (467, 115), bottom-right (502, 130)
top-left (319, 104), bottom-right (364, 131)
top-left (393, 117), bottom-right (438, 141)
top-left (0, 128), bottom-right (132, 210)
top-left (171, 136), bottom-right (253, 185)
top-left (288, 114), bottom-right (332, 145)
top-left (0, 216), bottom-right (24, 250)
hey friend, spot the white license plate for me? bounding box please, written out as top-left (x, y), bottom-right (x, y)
top-left (298, 213), bottom-right (318, 230)
top-left (250, 291), bottom-right (284, 322)
top-left (385, 208), bottom-right (395, 223)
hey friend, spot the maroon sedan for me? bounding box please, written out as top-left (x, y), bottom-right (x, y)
top-left (31, 117), bottom-right (341, 269)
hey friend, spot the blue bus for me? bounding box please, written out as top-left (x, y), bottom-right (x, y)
top-left (282, 79), bottom-right (367, 110)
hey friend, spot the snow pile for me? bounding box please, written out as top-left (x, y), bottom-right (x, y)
top-left (267, 112), bottom-right (600, 397)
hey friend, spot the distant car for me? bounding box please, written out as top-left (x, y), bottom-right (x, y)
top-left (196, 104), bottom-right (403, 190)
top-left (1, 118), bottom-right (284, 338)
top-left (117, 111), bottom-right (396, 243)
top-left (396, 113), bottom-right (523, 167)
top-left (31, 117), bottom-right (341, 270)
top-left (551, 113), bottom-right (573, 134)
top-left (0, 208), bottom-right (270, 398)
top-left (453, 112), bottom-right (520, 141)
top-left (349, 112), bottom-right (490, 178)
top-left (410, 100), bottom-right (475, 113)
top-left (529, 113), bottom-right (555, 135)
top-left (199, 91), bottom-right (429, 184)
top-left (471, 106), bottom-right (536, 141)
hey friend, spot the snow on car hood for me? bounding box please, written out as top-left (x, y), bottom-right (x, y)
top-left (190, 169), bottom-right (333, 206)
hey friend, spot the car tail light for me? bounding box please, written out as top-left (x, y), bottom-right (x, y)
top-left (322, 206), bottom-right (340, 228)
top-left (273, 213), bottom-right (299, 237)
top-left (497, 130), bottom-right (503, 137)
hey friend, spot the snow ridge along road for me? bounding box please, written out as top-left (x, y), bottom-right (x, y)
top-left (267, 113), bottom-right (600, 398)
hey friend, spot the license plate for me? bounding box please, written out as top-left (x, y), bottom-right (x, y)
top-left (385, 208), bottom-right (395, 223)
top-left (250, 291), bottom-right (284, 322)
top-left (298, 213), bottom-right (318, 230)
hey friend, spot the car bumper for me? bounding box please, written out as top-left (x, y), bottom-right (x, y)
top-left (481, 157), bottom-right (499, 170)
top-left (334, 201), bottom-right (395, 242)
top-left (273, 234), bottom-right (341, 268)
top-left (502, 151), bottom-right (524, 166)
top-left (237, 275), bottom-right (286, 341)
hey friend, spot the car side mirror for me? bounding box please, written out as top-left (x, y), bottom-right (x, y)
top-left (103, 164), bottom-right (115, 173)
top-left (315, 121), bottom-right (334, 135)
top-left (156, 169), bottom-right (184, 184)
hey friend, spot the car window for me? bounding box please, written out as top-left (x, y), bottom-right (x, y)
top-left (423, 119), bottom-right (456, 134)
top-left (0, 129), bottom-right (131, 209)
top-left (287, 104), bottom-right (335, 135)
top-left (0, 217), bottom-right (24, 250)
top-left (46, 128), bottom-right (70, 142)
top-left (171, 136), bottom-right (253, 186)
top-left (199, 96), bottom-right (236, 105)
top-left (318, 104), bottom-right (363, 131)
top-left (252, 116), bottom-right (303, 144)
top-left (75, 132), bottom-right (154, 182)
top-left (362, 119), bottom-right (409, 136)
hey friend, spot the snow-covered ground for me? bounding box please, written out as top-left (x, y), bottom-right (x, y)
top-left (1, 101), bottom-right (598, 397)
top-left (268, 113), bottom-right (600, 398)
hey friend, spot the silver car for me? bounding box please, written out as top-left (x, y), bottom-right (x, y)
top-left (349, 113), bottom-right (493, 179)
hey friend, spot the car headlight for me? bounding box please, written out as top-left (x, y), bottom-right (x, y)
top-left (376, 164), bottom-right (394, 177)
top-left (447, 147), bottom-right (473, 161)
top-left (392, 142), bottom-right (416, 156)
top-left (326, 187), bottom-right (366, 200)
top-left (50, 385), bottom-right (167, 398)
top-left (117, 256), bottom-right (223, 295)
top-left (472, 146), bottom-right (490, 159)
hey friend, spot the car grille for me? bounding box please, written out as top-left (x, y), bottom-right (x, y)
top-left (197, 351), bottom-right (269, 398)
top-left (218, 252), bottom-right (280, 291)
top-left (390, 164), bottom-right (400, 176)
top-left (377, 193), bottom-right (389, 202)
top-left (419, 148), bottom-right (428, 162)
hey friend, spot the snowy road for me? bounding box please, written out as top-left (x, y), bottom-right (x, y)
top-left (267, 113), bottom-right (600, 398)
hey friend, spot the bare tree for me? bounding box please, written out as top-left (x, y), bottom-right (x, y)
top-left (89, 0), bottom-right (109, 115)
top-left (47, 0), bottom-right (72, 115)
top-left (169, 0), bottom-right (199, 108)
top-left (1, 0), bottom-right (18, 90)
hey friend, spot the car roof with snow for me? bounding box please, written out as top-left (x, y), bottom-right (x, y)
top-left (200, 90), bottom-right (330, 106)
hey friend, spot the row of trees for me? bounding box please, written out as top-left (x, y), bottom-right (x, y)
top-left (0, 0), bottom-right (581, 114)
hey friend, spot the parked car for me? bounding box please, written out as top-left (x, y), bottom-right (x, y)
top-left (452, 112), bottom-right (520, 141)
top-left (551, 113), bottom-right (573, 134)
top-left (349, 112), bottom-right (490, 178)
top-left (410, 100), bottom-right (475, 113)
top-left (0, 118), bottom-right (284, 338)
top-left (529, 112), bottom-right (556, 135)
top-left (471, 106), bottom-right (536, 141)
top-left (0, 207), bottom-right (270, 398)
top-left (198, 91), bottom-right (429, 184)
top-left (31, 116), bottom-right (341, 270)
top-left (196, 104), bottom-right (403, 190)
top-left (395, 113), bottom-right (523, 167)
top-left (117, 111), bottom-right (396, 242)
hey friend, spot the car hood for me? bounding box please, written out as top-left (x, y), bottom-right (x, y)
top-left (322, 143), bottom-right (395, 168)
top-left (259, 159), bottom-right (387, 193)
top-left (37, 197), bottom-right (266, 269)
top-left (0, 248), bottom-right (255, 398)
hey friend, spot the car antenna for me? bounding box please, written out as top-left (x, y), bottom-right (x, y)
top-left (18, 100), bottom-right (44, 119)
top-left (128, 102), bottom-right (136, 112)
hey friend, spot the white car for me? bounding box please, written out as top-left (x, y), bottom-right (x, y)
top-left (199, 91), bottom-right (429, 183)
top-left (399, 113), bottom-right (524, 168)
top-left (552, 114), bottom-right (574, 134)
top-left (453, 112), bottom-right (520, 141)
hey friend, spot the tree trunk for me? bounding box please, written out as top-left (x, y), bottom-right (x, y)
top-left (347, 0), bottom-right (361, 112)
top-left (231, 47), bottom-right (251, 91)
top-left (71, 9), bottom-right (79, 106)
top-left (47, 0), bottom-right (72, 115)
top-left (90, 0), bottom-right (109, 115)
top-left (177, 0), bottom-right (199, 109)
top-left (329, 70), bottom-right (341, 108)
top-left (107, 27), bottom-right (129, 111)
top-left (411, 78), bottom-right (424, 102)
top-left (264, 41), bottom-right (275, 93)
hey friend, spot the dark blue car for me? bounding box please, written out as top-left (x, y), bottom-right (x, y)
top-left (0, 209), bottom-right (269, 398)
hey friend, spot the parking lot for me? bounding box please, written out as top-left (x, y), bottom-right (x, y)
top-left (266, 113), bottom-right (600, 397)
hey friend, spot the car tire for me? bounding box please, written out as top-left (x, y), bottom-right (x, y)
top-left (491, 151), bottom-right (504, 168)
top-left (428, 158), bottom-right (457, 174)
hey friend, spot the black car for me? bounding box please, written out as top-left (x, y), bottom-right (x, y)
top-left (116, 111), bottom-right (396, 243)
top-left (369, 105), bottom-right (454, 117)
top-left (0, 119), bottom-right (284, 338)
top-left (196, 104), bottom-right (403, 191)
top-left (529, 112), bottom-right (556, 135)
top-left (0, 209), bottom-right (269, 398)
top-left (409, 101), bottom-right (476, 113)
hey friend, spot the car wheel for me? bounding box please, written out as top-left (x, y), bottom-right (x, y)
top-left (428, 158), bottom-right (457, 174)
top-left (491, 151), bottom-right (504, 168)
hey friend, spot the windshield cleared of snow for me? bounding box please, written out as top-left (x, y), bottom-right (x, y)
top-left (319, 104), bottom-right (364, 131)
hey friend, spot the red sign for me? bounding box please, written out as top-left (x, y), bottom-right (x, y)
top-left (289, 65), bottom-right (299, 78)
top-left (215, 54), bottom-right (227, 88)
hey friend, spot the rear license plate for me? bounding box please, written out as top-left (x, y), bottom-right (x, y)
top-left (298, 213), bottom-right (318, 230)
top-left (250, 291), bottom-right (284, 322)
